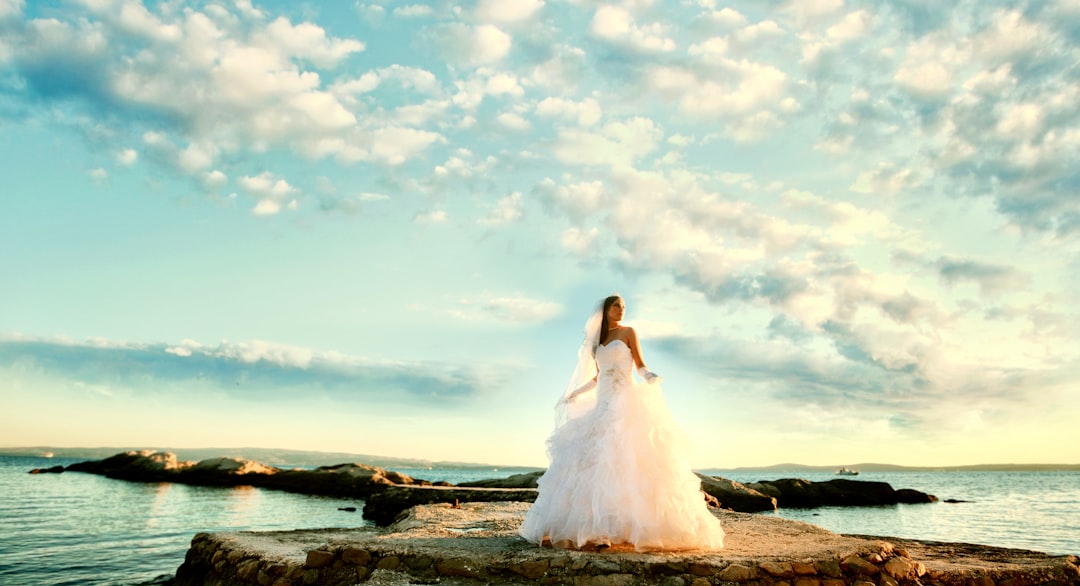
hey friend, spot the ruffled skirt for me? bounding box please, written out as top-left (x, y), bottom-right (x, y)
top-left (519, 380), bottom-right (724, 551)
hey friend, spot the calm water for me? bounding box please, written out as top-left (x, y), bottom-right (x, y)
top-left (1, 457), bottom-right (1077, 585)
top-left (707, 469), bottom-right (1080, 557)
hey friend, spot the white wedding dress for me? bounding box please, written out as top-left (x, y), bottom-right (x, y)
top-left (519, 338), bottom-right (725, 551)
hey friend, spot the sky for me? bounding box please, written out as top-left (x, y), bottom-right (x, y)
top-left (1, 0), bottom-right (1079, 469)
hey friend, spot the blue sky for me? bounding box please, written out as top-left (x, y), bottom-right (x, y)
top-left (1, 0), bottom-right (1078, 468)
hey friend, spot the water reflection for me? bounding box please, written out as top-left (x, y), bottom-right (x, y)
top-left (223, 485), bottom-right (260, 526)
top-left (145, 483), bottom-right (173, 530)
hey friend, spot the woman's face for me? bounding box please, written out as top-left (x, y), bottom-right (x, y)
top-left (607, 297), bottom-right (625, 322)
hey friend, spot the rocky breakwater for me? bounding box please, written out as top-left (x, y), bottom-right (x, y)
top-left (361, 472), bottom-right (937, 527)
top-left (361, 472), bottom-right (780, 527)
top-left (60, 450), bottom-right (431, 499)
top-left (173, 501), bottom-right (1080, 586)
top-left (749, 478), bottom-right (938, 508)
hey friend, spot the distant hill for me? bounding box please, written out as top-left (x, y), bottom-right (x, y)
top-left (3, 446), bottom-right (1075, 472)
top-left (725, 462), bottom-right (1080, 473)
top-left (0, 446), bottom-right (539, 471)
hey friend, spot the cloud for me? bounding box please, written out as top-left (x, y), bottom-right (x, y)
top-left (850, 163), bottom-right (921, 196)
top-left (392, 5), bottom-right (435, 19)
top-left (551, 116), bottom-right (663, 167)
top-left (413, 209), bottom-right (448, 223)
top-left (0, 0), bottom-right (24, 21)
top-left (535, 97), bottom-right (602, 127)
top-left (482, 296), bottom-right (562, 322)
top-left (527, 44), bottom-right (587, 93)
top-left (589, 4), bottom-right (675, 53)
top-left (560, 226), bottom-right (600, 255)
top-left (0, 0), bottom-right (450, 192)
top-left (332, 65), bottom-right (440, 97)
top-left (531, 164), bottom-right (1060, 412)
top-left (535, 178), bottom-right (608, 219)
top-left (479, 192), bottom-right (524, 225)
top-left (431, 23), bottom-right (512, 65)
top-left (648, 56), bottom-right (796, 141)
top-left (496, 112), bottom-right (531, 132)
top-left (936, 257), bottom-right (1030, 296)
top-left (239, 171), bottom-right (298, 215)
top-left (0, 335), bottom-right (502, 403)
top-left (433, 295), bottom-right (563, 323)
top-left (116, 148), bottom-right (137, 165)
top-left (473, 0), bottom-right (544, 25)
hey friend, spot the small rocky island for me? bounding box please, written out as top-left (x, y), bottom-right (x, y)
top-left (34, 450), bottom-right (937, 524)
top-left (32, 451), bottom-right (1080, 585)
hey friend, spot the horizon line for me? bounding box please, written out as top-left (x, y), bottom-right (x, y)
top-left (2, 445), bottom-right (1078, 470)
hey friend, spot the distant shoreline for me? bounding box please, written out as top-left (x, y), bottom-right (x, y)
top-left (719, 462), bottom-right (1080, 473)
top-left (2, 446), bottom-right (1078, 472)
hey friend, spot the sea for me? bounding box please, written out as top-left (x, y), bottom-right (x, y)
top-left (1, 456), bottom-right (1077, 585)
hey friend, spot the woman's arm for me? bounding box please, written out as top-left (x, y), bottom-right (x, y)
top-left (626, 327), bottom-right (646, 370)
top-left (626, 327), bottom-right (662, 384)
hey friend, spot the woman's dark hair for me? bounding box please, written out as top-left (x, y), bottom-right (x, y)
top-left (598, 295), bottom-right (621, 346)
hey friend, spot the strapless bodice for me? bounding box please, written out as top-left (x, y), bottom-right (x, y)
top-left (596, 339), bottom-right (634, 388)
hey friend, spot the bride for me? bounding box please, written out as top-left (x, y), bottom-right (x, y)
top-left (519, 295), bottom-right (725, 551)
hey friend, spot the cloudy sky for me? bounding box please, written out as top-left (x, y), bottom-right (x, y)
top-left (2, 0), bottom-right (1078, 468)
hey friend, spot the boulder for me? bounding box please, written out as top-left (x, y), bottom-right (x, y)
top-left (454, 471), bottom-right (776, 513)
top-left (755, 478), bottom-right (936, 508)
top-left (28, 465), bottom-right (65, 474)
top-left (259, 463), bottom-right (416, 499)
top-left (363, 485), bottom-right (539, 526)
top-left (179, 457), bottom-right (281, 486)
top-left (896, 488), bottom-right (938, 504)
top-left (65, 450), bottom-right (193, 481)
top-left (457, 470), bottom-right (544, 488)
top-left (190, 457), bottom-right (278, 476)
top-left (61, 451), bottom-right (421, 499)
top-left (697, 474), bottom-right (778, 512)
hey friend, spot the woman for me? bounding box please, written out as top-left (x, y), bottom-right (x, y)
top-left (519, 295), bottom-right (725, 551)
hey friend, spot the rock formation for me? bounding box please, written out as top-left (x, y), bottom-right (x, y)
top-left (50, 452), bottom-right (940, 528)
top-left (753, 478), bottom-right (938, 508)
top-left (172, 502), bottom-right (1080, 586)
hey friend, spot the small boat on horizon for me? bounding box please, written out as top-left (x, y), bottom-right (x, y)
top-left (41, 452), bottom-right (54, 458)
top-left (835, 467), bottom-right (859, 476)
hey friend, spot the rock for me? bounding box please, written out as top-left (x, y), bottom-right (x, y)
top-left (717, 563), bottom-right (757, 581)
top-left (341, 547), bottom-right (371, 566)
top-left (817, 558), bottom-right (842, 577)
top-left (434, 558), bottom-right (477, 578)
top-left (760, 561), bottom-right (794, 577)
top-left (747, 481), bottom-right (782, 499)
top-left (697, 474), bottom-right (778, 512)
top-left (261, 463), bottom-right (408, 498)
top-left (64, 451), bottom-right (422, 500)
top-left (304, 550), bottom-right (335, 569)
top-left (172, 503), bottom-right (1080, 586)
top-left (755, 478), bottom-right (936, 508)
top-left (29, 465), bottom-right (65, 474)
top-left (883, 556), bottom-right (914, 578)
top-left (509, 559), bottom-right (549, 579)
top-left (191, 457), bottom-right (278, 475)
top-left (840, 555), bottom-right (879, 575)
top-left (895, 488), bottom-right (938, 504)
top-left (362, 484), bottom-right (538, 526)
top-left (65, 450), bottom-right (192, 481)
top-left (180, 457), bottom-right (280, 486)
top-left (457, 470), bottom-right (545, 488)
top-left (337, 507), bottom-right (357, 512)
top-left (457, 471), bottom-right (777, 514)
